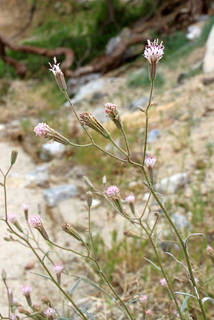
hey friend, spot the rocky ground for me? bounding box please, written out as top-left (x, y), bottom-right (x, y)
top-left (1, 4), bottom-right (214, 318)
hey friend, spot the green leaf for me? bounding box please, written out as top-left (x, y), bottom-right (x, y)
top-left (144, 258), bottom-right (161, 271)
top-left (181, 295), bottom-right (190, 312)
top-left (69, 279), bottom-right (81, 295)
top-left (175, 292), bottom-right (196, 299)
top-left (202, 297), bottom-right (214, 304)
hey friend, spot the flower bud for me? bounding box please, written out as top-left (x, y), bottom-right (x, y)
top-left (21, 285), bottom-right (32, 306)
top-left (41, 296), bottom-right (52, 306)
top-left (160, 278), bottom-right (167, 287)
top-left (44, 307), bottom-right (56, 319)
top-left (29, 215), bottom-right (49, 241)
top-left (139, 295), bottom-right (148, 304)
top-left (49, 57), bottom-right (67, 92)
top-left (105, 103), bottom-right (122, 129)
top-left (8, 213), bottom-right (23, 233)
top-left (10, 150), bottom-right (18, 166)
top-left (54, 264), bottom-right (64, 285)
top-left (80, 112), bottom-right (109, 138)
top-left (62, 223), bottom-right (83, 242)
top-left (206, 245), bottom-right (214, 256)
top-left (86, 191), bottom-right (93, 208)
top-left (23, 203), bottom-right (29, 221)
top-left (144, 39), bottom-right (164, 81)
top-left (34, 123), bottom-right (69, 145)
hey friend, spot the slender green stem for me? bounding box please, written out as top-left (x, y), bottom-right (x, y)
top-left (142, 167), bottom-right (207, 320)
top-left (142, 80), bottom-right (154, 165)
top-left (3, 174), bottom-right (88, 320)
top-left (140, 192), bottom-right (151, 220)
top-left (47, 240), bottom-right (91, 260)
top-left (139, 221), bottom-right (184, 320)
top-left (120, 125), bottom-right (131, 158)
top-left (108, 135), bottom-right (128, 158)
top-left (87, 206), bottom-right (134, 320)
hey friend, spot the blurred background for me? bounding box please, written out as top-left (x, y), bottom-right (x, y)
top-left (1, 0), bottom-right (214, 318)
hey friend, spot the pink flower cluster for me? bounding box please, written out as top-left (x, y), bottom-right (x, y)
top-left (21, 285), bottom-right (32, 296)
top-left (54, 264), bottom-right (64, 274)
top-left (105, 103), bottom-right (117, 114)
top-left (29, 215), bottom-right (42, 228)
top-left (145, 155), bottom-right (156, 168)
top-left (105, 185), bottom-right (120, 198)
top-left (23, 203), bottom-right (29, 211)
top-left (139, 294), bottom-right (147, 303)
top-left (8, 213), bottom-right (17, 223)
top-left (34, 123), bottom-right (48, 138)
top-left (160, 278), bottom-right (167, 287)
top-left (125, 194), bottom-right (135, 204)
top-left (144, 39), bottom-right (164, 64)
top-left (44, 307), bottom-right (56, 318)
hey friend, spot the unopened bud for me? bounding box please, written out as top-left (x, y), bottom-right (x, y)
top-left (23, 204), bottom-right (29, 221)
top-left (49, 57), bottom-right (67, 92)
top-left (10, 150), bottom-right (18, 166)
top-left (86, 191), bottom-right (93, 208)
top-left (206, 245), bottom-right (214, 256)
top-left (18, 307), bottom-right (30, 315)
top-left (41, 296), bottom-right (52, 306)
top-left (2, 269), bottom-right (6, 281)
top-left (29, 215), bottom-right (49, 241)
top-left (62, 223), bottom-right (83, 242)
top-left (105, 103), bottom-right (122, 129)
top-left (80, 112), bottom-right (109, 138)
top-left (124, 230), bottom-right (140, 239)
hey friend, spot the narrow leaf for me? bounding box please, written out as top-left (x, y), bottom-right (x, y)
top-left (202, 297), bottom-right (214, 304)
top-left (175, 291), bottom-right (196, 299)
top-left (181, 295), bottom-right (190, 312)
top-left (69, 279), bottom-right (81, 295)
top-left (144, 258), bottom-right (161, 271)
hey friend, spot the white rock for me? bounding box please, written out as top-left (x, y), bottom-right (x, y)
top-left (40, 142), bottom-right (65, 161)
top-left (25, 164), bottom-right (49, 187)
top-left (186, 25), bottom-right (202, 40)
top-left (156, 173), bottom-right (188, 194)
top-left (91, 199), bottom-right (101, 209)
top-left (43, 184), bottom-right (78, 207)
top-left (171, 212), bottom-right (191, 230)
top-left (70, 79), bottom-right (105, 104)
top-left (203, 25), bottom-right (214, 73)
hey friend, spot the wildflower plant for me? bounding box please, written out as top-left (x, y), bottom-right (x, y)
top-left (0, 43), bottom-right (212, 320)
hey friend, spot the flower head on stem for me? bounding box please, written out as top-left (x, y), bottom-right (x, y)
top-left (139, 295), bottom-right (148, 304)
top-left (49, 57), bottom-right (67, 92)
top-left (54, 264), bottom-right (64, 285)
top-left (80, 112), bottom-right (109, 138)
top-left (8, 213), bottom-right (17, 223)
top-left (21, 285), bottom-right (32, 306)
top-left (160, 278), bottom-right (167, 287)
top-left (105, 103), bottom-right (122, 129)
top-left (34, 123), bottom-right (69, 145)
top-left (125, 193), bottom-right (135, 215)
top-left (44, 307), bottom-right (56, 319)
top-left (29, 215), bottom-right (49, 240)
top-left (106, 185), bottom-right (120, 199)
top-left (145, 154), bottom-right (156, 169)
top-left (125, 194), bottom-right (135, 204)
top-left (144, 39), bottom-right (164, 80)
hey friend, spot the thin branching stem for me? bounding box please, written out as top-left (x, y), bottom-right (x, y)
top-left (2, 172), bottom-right (88, 320)
top-left (142, 79), bottom-right (154, 165)
top-left (139, 220), bottom-right (184, 320)
top-left (141, 167), bottom-right (207, 320)
top-left (87, 205), bottom-right (135, 320)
